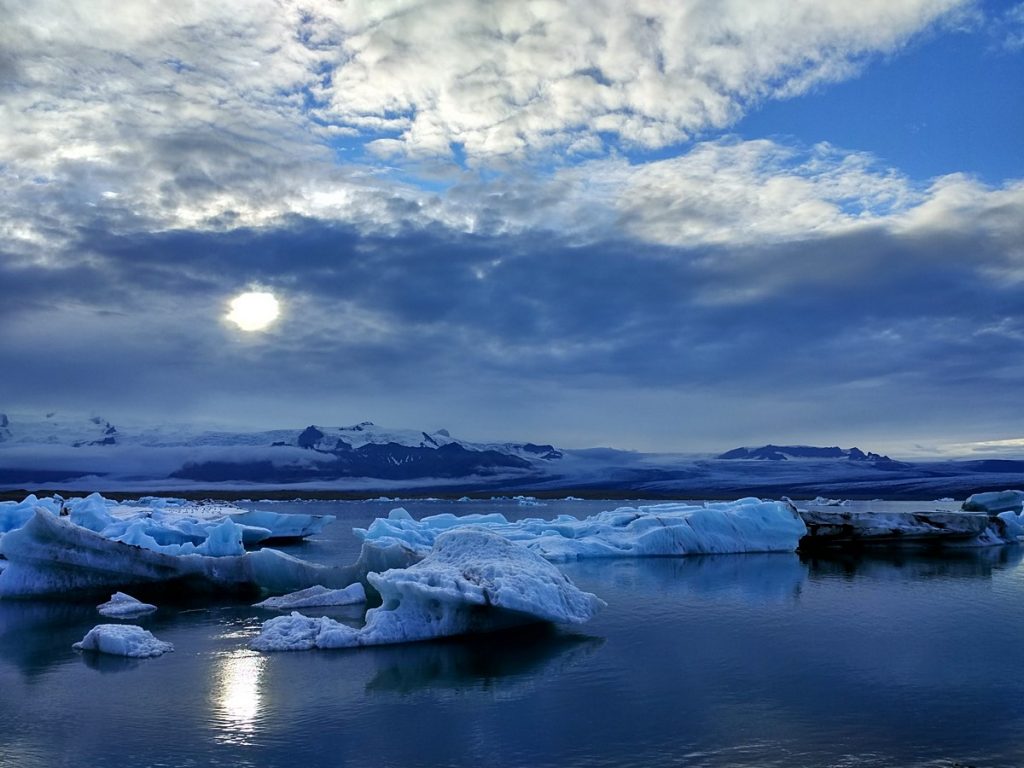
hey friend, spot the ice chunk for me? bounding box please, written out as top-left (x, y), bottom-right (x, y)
top-left (963, 490), bottom-right (1024, 515)
top-left (97, 592), bottom-right (157, 618)
top-left (808, 496), bottom-right (847, 506)
top-left (193, 518), bottom-right (245, 556)
top-left (227, 509), bottom-right (334, 542)
top-left (251, 529), bottom-right (604, 651)
top-left (66, 492), bottom-right (118, 532)
top-left (0, 508), bottom-right (363, 598)
top-left (0, 494), bottom-right (332, 552)
top-left (254, 583), bottom-right (366, 610)
top-left (0, 494), bottom-right (65, 533)
top-left (73, 624), bottom-right (173, 657)
top-left (355, 498), bottom-right (807, 561)
top-left (798, 509), bottom-right (1001, 548)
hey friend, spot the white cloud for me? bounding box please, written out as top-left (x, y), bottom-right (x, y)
top-left (2, 0), bottom-right (1019, 280)
top-left (313, 0), bottom-right (969, 159)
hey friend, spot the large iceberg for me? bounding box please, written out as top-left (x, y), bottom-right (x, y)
top-left (0, 493), bottom-right (334, 553)
top-left (799, 507), bottom-right (1023, 548)
top-left (354, 498), bottom-right (807, 561)
top-left (252, 529), bottom-right (605, 651)
top-left (0, 508), bottom-right (379, 599)
top-left (73, 624), bottom-right (173, 657)
top-left (962, 490), bottom-right (1024, 515)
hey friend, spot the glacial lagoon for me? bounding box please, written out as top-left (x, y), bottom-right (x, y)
top-left (2, 498), bottom-right (1024, 768)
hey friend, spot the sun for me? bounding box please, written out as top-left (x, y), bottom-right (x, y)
top-left (226, 291), bottom-right (280, 332)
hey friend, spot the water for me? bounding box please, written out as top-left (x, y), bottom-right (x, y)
top-left (2, 498), bottom-right (1024, 768)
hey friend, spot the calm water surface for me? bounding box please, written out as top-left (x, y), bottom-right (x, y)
top-left (1, 498), bottom-right (1023, 768)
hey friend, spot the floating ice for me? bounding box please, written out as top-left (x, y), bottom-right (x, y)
top-left (798, 509), bottom-right (997, 548)
top-left (0, 495), bottom-right (333, 548)
top-left (73, 624), bottom-right (173, 657)
top-left (963, 490), bottom-right (1024, 515)
top-left (251, 529), bottom-right (604, 651)
top-left (227, 508), bottom-right (334, 542)
top-left (355, 498), bottom-right (807, 562)
top-left (254, 583), bottom-right (367, 610)
top-left (0, 509), bottom-right (367, 598)
top-left (0, 493), bottom-right (333, 559)
top-left (97, 591), bottom-right (157, 618)
top-left (808, 496), bottom-right (847, 507)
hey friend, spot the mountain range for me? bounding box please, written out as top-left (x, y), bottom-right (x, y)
top-left (1, 412), bottom-right (1022, 499)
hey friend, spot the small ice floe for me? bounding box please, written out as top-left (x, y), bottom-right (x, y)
top-left (254, 583), bottom-right (366, 610)
top-left (97, 592), bottom-right (157, 618)
top-left (251, 529), bottom-right (604, 651)
top-left (514, 496), bottom-right (545, 507)
top-left (809, 496), bottom-right (847, 507)
top-left (73, 624), bottom-right (173, 657)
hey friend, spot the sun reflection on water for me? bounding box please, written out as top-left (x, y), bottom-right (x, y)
top-left (211, 650), bottom-right (266, 745)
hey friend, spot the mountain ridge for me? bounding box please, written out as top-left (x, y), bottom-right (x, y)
top-left (718, 444), bottom-right (899, 463)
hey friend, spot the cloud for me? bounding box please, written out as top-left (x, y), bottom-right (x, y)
top-left (0, 0), bottom-right (971, 236)
top-left (313, 0), bottom-right (968, 159)
top-left (2, 0), bottom-right (1022, 451)
top-left (2, 162), bottom-right (1022, 449)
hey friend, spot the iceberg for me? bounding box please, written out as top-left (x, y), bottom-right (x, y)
top-left (0, 494), bottom-right (65, 536)
top-left (227, 509), bottom-right (334, 542)
top-left (254, 583), bottom-right (367, 610)
top-left (252, 529), bottom-right (604, 651)
top-left (0, 508), bottom-right (374, 599)
top-left (962, 490), bottom-right (1024, 515)
top-left (798, 508), bottom-right (1022, 549)
top-left (799, 509), bottom-right (990, 547)
top-left (73, 624), bottom-right (173, 657)
top-left (97, 591), bottom-right (157, 618)
top-left (355, 498), bottom-right (807, 562)
top-left (0, 493), bottom-right (334, 550)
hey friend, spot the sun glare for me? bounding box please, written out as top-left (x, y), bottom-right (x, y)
top-left (227, 291), bottom-right (280, 332)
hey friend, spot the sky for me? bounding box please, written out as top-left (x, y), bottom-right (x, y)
top-left (1, 0), bottom-right (1023, 456)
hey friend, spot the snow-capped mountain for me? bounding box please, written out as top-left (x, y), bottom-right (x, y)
top-left (0, 413), bottom-right (562, 486)
top-left (718, 445), bottom-right (899, 463)
top-left (0, 412), bottom-right (119, 447)
top-left (2, 412), bottom-right (1023, 497)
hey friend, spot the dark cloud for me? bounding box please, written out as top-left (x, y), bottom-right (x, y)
top-left (2, 211), bottom-right (1022, 451)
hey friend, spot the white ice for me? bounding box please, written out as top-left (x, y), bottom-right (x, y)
top-left (254, 583), bottom-right (366, 610)
top-left (97, 591), bottom-right (157, 618)
top-left (73, 624), bottom-right (173, 657)
top-left (354, 498), bottom-right (807, 562)
top-left (251, 529), bottom-right (604, 651)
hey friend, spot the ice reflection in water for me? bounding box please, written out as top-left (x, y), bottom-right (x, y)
top-left (211, 649), bottom-right (266, 745)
